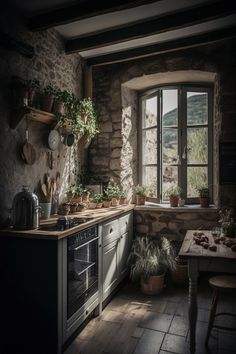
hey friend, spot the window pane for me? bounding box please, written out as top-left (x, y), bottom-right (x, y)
top-left (187, 127), bottom-right (208, 164)
top-left (143, 166), bottom-right (157, 197)
top-left (162, 166), bottom-right (178, 201)
top-left (162, 89), bottom-right (178, 126)
top-left (142, 129), bottom-right (157, 164)
top-left (163, 128), bottom-right (178, 164)
top-left (187, 167), bottom-right (208, 198)
top-left (143, 96), bottom-right (157, 128)
top-left (187, 92), bottom-right (208, 125)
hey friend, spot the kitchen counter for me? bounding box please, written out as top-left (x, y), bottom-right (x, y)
top-left (0, 204), bottom-right (134, 240)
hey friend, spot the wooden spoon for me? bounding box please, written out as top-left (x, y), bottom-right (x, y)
top-left (22, 129), bottom-right (36, 165)
top-left (41, 183), bottom-right (47, 197)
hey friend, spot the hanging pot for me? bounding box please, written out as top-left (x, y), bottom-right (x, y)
top-left (61, 133), bottom-right (75, 147)
top-left (22, 128), bottom-right (36, 165)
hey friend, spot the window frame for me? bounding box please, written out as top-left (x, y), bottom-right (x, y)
top-left (139, 83), bottom-right (213, 204)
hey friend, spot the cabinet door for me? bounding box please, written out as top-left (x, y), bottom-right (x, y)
top-left (119, 231), bottom-right (133, 280)
top-left (102, 240), bottom-right (119, 301)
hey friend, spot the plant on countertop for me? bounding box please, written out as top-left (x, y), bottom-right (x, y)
top-left (128, 235), bottom-right (176, 295)
top-left (91, 193), bottom-right (103, 203)
top-left (73, 184), bottom-right (84, 196)
top-left (104, 182), bottom-right (121, 200)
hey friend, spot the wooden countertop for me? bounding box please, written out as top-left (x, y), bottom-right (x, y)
top-left (0, 204), bottom-right (134, 241)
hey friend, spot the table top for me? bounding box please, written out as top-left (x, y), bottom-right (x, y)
top-left (179, 230), bottom-right (236, 260)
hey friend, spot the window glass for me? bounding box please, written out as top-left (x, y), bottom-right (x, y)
top-left (187, 127), bottom-right (208, 164)
top-left (142, 129), bottom-right (157, 164)
top-left (143, 166), bottom-right (157, 197)
top-left (162, 90), bottom-right (178, 126)
top-left (143, 96), bottom-right (157, 128)
top-left (187, 92), bottom-right (208, 125)
top-left (162, 128), bottom-right (178, 164)
top-left (187, 167), bottom-right (208, 198)
top-left (162, 166), bottom-right (178, 201)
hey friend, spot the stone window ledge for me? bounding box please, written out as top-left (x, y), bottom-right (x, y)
top-left (135, 202), bottom-right (217, 212)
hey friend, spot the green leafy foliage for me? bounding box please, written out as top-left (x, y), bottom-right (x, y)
top-left (133, 184), bottom-right (148, 196)
top-left (128, 235), bottom-right (176, 282)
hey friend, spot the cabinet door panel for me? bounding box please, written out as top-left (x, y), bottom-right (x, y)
top-left (119, 212), bottom-right (133, 235)
top-left (119, 231), bottom-right (132, 280)
top-left (102, 219), bottom-right (119, 246)
top-left (102, 240), bottom-right (119, 301)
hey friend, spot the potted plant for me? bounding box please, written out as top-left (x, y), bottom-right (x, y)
top-left (27, 79), bottom-right (41, 108)
top-left (52, 88), bottom-right (68, 115)
top-left (128, 235), bottom-right (176, 295)
top-left (165, 185), bottom-right (182, 207)
top-left (105, 182), bottom-right (121, 206)
top-left (41, 83), bottom-right (56, 112)
top-left (171, 256), bottom-right (188, 287)
top-left (82, 187), bottom-right (90, 202)
top-left (79, 98), bottom-right (100, 139)
top-left (119, 191), bottom-right (127, 205)
top-left (133, 185), bottom-right (148, 205)
top-left (92, 193), bottom-right (104, 208)
top-left (197, 186), bottom-right (209, 208)
top-left (72, 184), bottom-right (84, 203)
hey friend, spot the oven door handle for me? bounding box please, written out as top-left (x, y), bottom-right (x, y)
top-left (72, 236), bottom-right (99, 251)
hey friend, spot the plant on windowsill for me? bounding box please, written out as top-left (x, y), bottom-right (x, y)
top-left (128, 234), bottom-right (176, 295)
top-left (133, 184), bottom-right (148, 205)
top-left (197, 186), bottom-right (209, 208)
top-left (165, 185), bottom-right (182, 207)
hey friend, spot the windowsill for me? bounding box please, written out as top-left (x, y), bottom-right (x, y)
top-left (135, 202), bottom-right (217, 212)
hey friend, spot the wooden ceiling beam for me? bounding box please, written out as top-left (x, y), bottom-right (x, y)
top-left (66, 1), bottom-right (236, 53)
top-left (28, 0), bottom-right (158, 31)
top-left (86, 26), bottom-right (236, 67)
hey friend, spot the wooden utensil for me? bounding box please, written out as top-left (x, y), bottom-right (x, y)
top-left (22, 129), bottom-right (36, 165)
top-left (41, 183), bottom-right (47, 197)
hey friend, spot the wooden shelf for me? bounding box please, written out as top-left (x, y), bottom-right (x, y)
top-left (10, 106), bottom-right (56, 129)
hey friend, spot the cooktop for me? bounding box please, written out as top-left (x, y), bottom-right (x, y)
top-left (39, 217), bottom-right (92, 232)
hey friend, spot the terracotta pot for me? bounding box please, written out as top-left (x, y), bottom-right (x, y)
top-left (119, 197), bottom-right (127, 205)
top-left (88, 202), bottom-right (97, 209)
top-left (140, 274), bottom-right (165, 295)
top-left (69, 204), bottom-right (77, 213)
top-left (41, 95), bottom-right (54, 112)
top-left (200, 197), bottom-right (209, 208)
top-left (82, 193), bottom-right (90, 202)
top-left (72, 196), bottom-right (83, 203)
top-left (111, 197), bottom-right (120, 206)
top-left (103, 200), bottom-right (112, 208)
top-left (169, 196), bottom-right (179, 207)
top-left (136, 195), bottom-right (146, 205)
top-left (171, 257), bottom-right (188, 286)
top-left (96, 202), bottom-right (103, 209)
top-left (76, 204), bottom-right (86, 212)
top-left (52, 100), bottom-right (65, 114)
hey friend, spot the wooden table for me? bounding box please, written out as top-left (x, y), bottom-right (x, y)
top-left (179, 230), bottom-right (236, 354)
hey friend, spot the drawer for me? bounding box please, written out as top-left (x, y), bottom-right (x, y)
top-left (119, 212), bottom-right (133, 235)
top-left (102, 219), bottom-right (119, 246)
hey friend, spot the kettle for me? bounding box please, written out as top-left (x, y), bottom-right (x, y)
top-left (12, 186), bottom-right (40, 230)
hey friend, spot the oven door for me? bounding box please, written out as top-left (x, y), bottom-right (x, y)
top-left (67, 226), bottom-right (99, 320)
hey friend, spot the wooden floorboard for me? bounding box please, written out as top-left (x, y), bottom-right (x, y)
top-left (64, 276), bottom-right (236, 354)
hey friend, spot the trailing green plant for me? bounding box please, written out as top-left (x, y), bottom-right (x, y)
top-left (165, 185), bottom-right (182, 198)
top-left (43, 83), bottom-right (56, 96)
top-left (79, 98), bottom-right (99, 138)
top-left (128, 235), bottom-right (176, 282)
top-left (133, 184), bottom-right (148, 196)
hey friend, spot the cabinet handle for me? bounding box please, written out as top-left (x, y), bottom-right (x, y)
top-left (125, 221), bottom-right (128, 225)
top-left (120, 235), bottom-right (123, 239)
top-left (110, 228), bottom-right (113, 233)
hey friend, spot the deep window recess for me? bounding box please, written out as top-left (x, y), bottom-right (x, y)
top-left (139, 85), bottom-right (213, 204)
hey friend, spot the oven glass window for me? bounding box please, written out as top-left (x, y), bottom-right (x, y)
top-left (67, 227), bottom-right (98, 319)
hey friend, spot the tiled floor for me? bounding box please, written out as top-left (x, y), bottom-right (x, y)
top-left (65, 274), bottom-right (236, 354)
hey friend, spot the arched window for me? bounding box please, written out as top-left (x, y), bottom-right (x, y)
top-left (139, 84), bottom-right (213, 204)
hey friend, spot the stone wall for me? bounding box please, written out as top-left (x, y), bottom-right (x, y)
top-left (134, 208), bottom-right (219, 241)
top-left (0, 16), bottom-right (83, 225)
top-left (91, 38), bottom-right (236, 210)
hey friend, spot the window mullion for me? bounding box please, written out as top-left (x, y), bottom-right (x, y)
top-left (181, 87), bottom-right (187, 200)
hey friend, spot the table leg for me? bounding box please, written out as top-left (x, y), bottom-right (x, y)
top-left (188, 259), bottom-right (199, 354)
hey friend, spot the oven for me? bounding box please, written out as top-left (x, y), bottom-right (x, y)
top-left (67, 225), bottom-right (99, 320)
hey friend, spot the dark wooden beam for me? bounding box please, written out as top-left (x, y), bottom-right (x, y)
top-left (28, 0), bottom-right (158, 31)
top-left (66, 1), bottom-right (236, 53)
top-left (0, 32), bottom-right (34, 58)
top-left (86, 26), bottom-right (236, 67)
